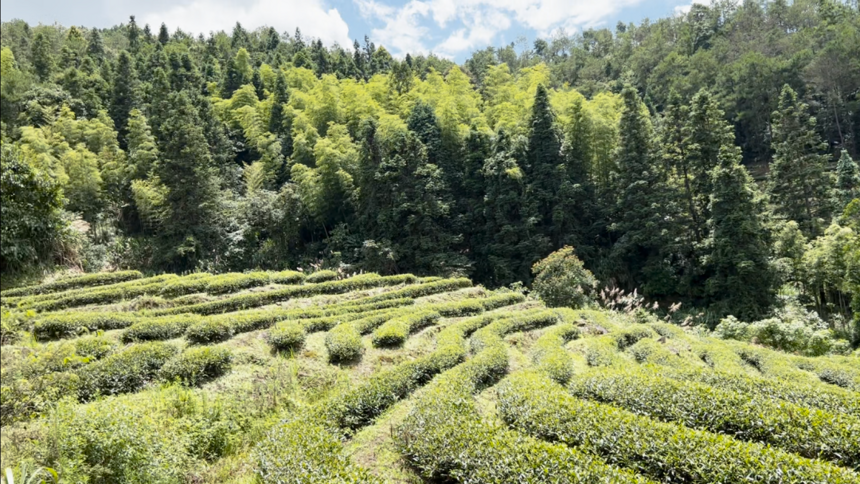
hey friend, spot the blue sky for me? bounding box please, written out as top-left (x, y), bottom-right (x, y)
top-left (2, 0), bottom-right (702, 61)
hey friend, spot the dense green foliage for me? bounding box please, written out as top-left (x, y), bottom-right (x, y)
top-left (1, 2), bottom-right (857, 331)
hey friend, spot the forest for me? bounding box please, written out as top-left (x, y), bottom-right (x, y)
top-left (1, 0), bottom-right (858, 338)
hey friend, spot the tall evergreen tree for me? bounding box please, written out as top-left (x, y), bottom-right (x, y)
top-left (768, 84), bottom-right (836, 237)
top-left (523, 85), bottom-right (564, 244)
top-left (610, 85), bottom-right (673, 295)
top-left (126, 108), bottom-right (159, 181)
top-left (356, 120), bottom-right (465, 275)
top-left (705, 145), bottom-right (775, 320)
top-left (154, 91), bottom-right (224, 270)
top-left (31, 31), bottom-right (54, 82)
top-left (481, 130), bottom-right (550, 286)
top-left (268, 69), bottom-right (293, 168)
top-left (557, 96), bottom-right (597, 259)
top-left (157, 23), bottom-right (170, 45)
top-left (836, 149), bottom-right (859, 207)
top-left (109, 51), bottom-right (140, 147)
top-left (86, 29), bottom-right (105, 61)
top-left (126, 16), bottom-right (141, 54)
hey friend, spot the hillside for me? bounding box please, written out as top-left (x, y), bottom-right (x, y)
top-left (1, 270), bottom-right (858, 483)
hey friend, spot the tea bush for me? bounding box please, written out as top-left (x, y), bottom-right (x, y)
top-left (121, 314), bottom-right (203, 343)
top-left (0, 270), bottom-right (143, 297)
top-left (304, 270), bottom-right (338, 283)
top-left (159, 346), bottom-right (233, 386)
top-left (371, 310), bottom-right (440, 347)
top-left (569, 368), bottom-right (860, 466)
top-left (497, 371), bottom-right (859, 483)
top-left (77, 342), bottom-right (178, 400)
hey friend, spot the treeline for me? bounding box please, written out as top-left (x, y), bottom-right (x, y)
top-left (0, 0), bottom-right (858, 326)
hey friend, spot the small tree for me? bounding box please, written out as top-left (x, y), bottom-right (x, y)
top-left (531, 246), bottom-right (597, 308)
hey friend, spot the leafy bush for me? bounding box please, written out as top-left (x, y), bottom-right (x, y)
top-left (304, 270), bottom-right (338, 283)
top-left (28, 278), bottom-right (178, 312)
top-left (78, 342), bottom-right (178, 400)
top-left (371, 310), bottom-right (440, 347)
top-left (6, 274), bottom-right (178, 308)
top-left (204, 271), bottom-right (271, 294)
top-left (185, 319), bottom-right (233, 344)
top-left (569, 368), bottom-right (860, 466)
top-left (531, 246), bottom-right (597, 308)
top-left (152, 273), bottom-right (417, 316)
top-left (159, 346), bottom-right (232, 386)
top-left (255, 419), bottom-right (382, 483)
top-left (497, 371), bottom-right (858, 484)
top-left (1, 270), bottom-right (143, 298)
top-left (531, 323), bottom-right (580, 383)
top-left (73, 334), bottom-right (117, 360)
top-left (120, 314), bottom-right (202, 342)
top-left (34, 312), bottom-right (140, 340)
top-left (266, 321), bottom-right (307, 352)
top-left (325, 324), bottom-right (364, 362)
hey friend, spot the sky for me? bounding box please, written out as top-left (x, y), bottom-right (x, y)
top-left (1, 0), bottom-right (705, 61)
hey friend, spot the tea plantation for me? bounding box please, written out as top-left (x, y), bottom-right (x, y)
top-left (1, 270), bottom-right (858, 483)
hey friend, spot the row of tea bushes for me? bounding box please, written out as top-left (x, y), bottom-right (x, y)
top-left (266, 308), bottom-right (400, 352)
top-left (191, 297), bottom-right (414, 345)
top-left (496, 371), bottom-right (860, 483)
top-left (34, 312), bottom-right (142, 340)
top-left (568, 368), bottom-right (860, 466)
top-left (370, 311), bottom-right (440, 347)
top-left (121, 314), bottom-right (204, 343)
top-left (158, 270), bottom-right (305, 297)
top-left (530, 323), bottom-right (580, 384)
top-left (653, 364), bottom-right (860, 417)
top-left (255, 309), bottom-right (560, 479)
top-left (26, 277), bottom-right (182, 312)
top-left (5, 274), bottom-right (179, 309)
top-left (1, 271), bottom-right (144, 298)
top-left (151, 274), bottom-right (418, 316)
top-left (390, 311), bottom-right (649, 483)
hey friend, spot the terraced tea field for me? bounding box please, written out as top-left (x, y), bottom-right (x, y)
top-left (1, 270), bottom-right (858, 483)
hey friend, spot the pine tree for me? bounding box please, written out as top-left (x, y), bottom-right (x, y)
top-left (221, 48), bottom-right (251, 98)
top-left (481, 130), bottom-right (550, 286)
top-left (154, 91), bottom-right (224, 270)
top-left (86, 29), bottom-right (105, 61)
top-left (557, 96), bottom-right (597, 259)
top-left (356, 120), bottom-right (465, 275)
top-left (268, 69), bottom-right (293, 167)
top-left (524, 85), bottom-right (564, 244)
top-left (251, 68), bottom-right (264, 100)
top-left (31, 31), bottom-right (54, 81)
top-left (231, 22), bottom-right (249, 50)
top-left (157, 23), bottom-right (170, 45)
top-left (768, 84), bottom-right (836, 237)
top-left (836, 150), bottom-right (859, 207)
top-left (610, 85), bottom-right (673, 294)
top-left (705, 145), bottom-right (775, 320)
top-left (127, 16), bottom-right (141, 53)
top-left (109, 51), bottom-right (140, 147)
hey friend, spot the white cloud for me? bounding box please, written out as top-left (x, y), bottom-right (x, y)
top-left (140, 0), bottom-right (351, 47)
top-left (356, 0), bottom-right (432, 56)
top-left (674, 0), bottom-right (711, 16)
top-left (355, 0), bottom-right (649, 58)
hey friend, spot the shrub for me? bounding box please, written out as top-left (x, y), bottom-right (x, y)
top-left (255, 419), bottom-right (382, 483)
top-left (152, 273), bottom-right (417, 316)
top-left (0, 370), bottom-right (81, 425)
top-left (497, 371), bottom-right (858, 484)
top-left (204, 271), bottom-right (271, 294)
top-left (359, 278), bottom-right (472, 304)
top-left (569, 368), bottom-right (860, 466)
top-left (28, 278), bottom-right (177, 312)
top-left (371, 310), bottom-right (440, 347)
top-left (159, 347), bottom-right (232, 386)
top-left (269, 270), bottom-right (305, 284)
top-left (34, 312), bottom-right (140, 340)
top-left (325, 324), bottom-right (364, 362)
top-left (11, 274), bottom-right (178, 308)
top-left (73, 334), bottom-right (117, 360)
top-left (266, 321), bottom-right (307, 352)
top-left (78, 342), bottom-right (178, 400)
top-left (531, 246), bottom-right (597, 308)
top-left (305, 270), bottom-right (338, 283)
top-left (185, 319), bottom-right (233, 344)
top-left (613, 324), bottom-right (659, 349)
top-left (1, 270), bottom-right (143, 297)
top-left (121, 314), bottom-right (202, 343)
top-left (531, 323), bottom-right (580, 383)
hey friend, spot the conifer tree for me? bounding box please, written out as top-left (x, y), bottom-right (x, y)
top-left (109, 51), bottom-right (140, 147)
top-left (768, 84), bottom-right (836, 237)
top-left (610, 85), bottom-right (673, 294)
top-left (268, 69), bottom-right (293, 167)
top-left (31, 31), bottom-right (54, 82)
top-left (836, 149), bottom-right (859, 207)
top-left (705, 145), bottom-right (775, 320)
top-left (86, 29), bottom-right (105, 61)
top-left (557, 96), bottom-right (597, 258)
top-left (481, 130), bottom-right (550, 286)
top-left (127, 16), bottom-right (141, 53)
top-left (158, 23), bottom-right (170, 45)
top-left (523, 85), bottom-right (564, 243)
top-left (153, 91), bottom-right (224, 270)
